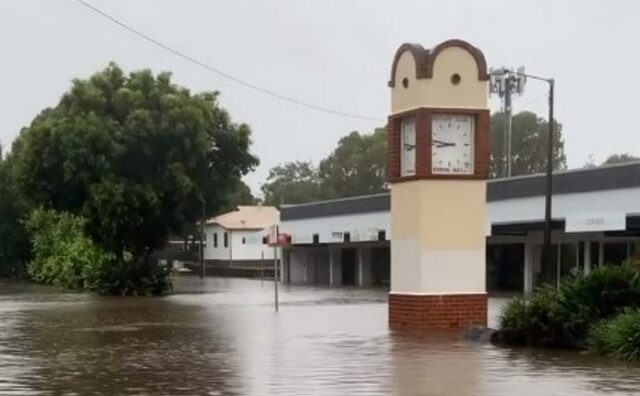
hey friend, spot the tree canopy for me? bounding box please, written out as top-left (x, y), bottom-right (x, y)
top-left (261, 161), bottom-right (324, 205)
top-left (261, 128), bottom-right (387, 205)
top-left (318, 128), bottom-right (387, 198)
top-left (218, 179), bottom-right (258, 213)
top-left (10, 62), bottom-right (258, 262)
top-left (490, 111), bottom-right (567, 178)
top-left (0, 156), bottom-right (30, 277)
top-left (602, 153), bottom-right (640, 166)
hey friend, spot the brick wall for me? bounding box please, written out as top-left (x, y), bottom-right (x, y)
top-left (389, 293), bottom-right (487, 329)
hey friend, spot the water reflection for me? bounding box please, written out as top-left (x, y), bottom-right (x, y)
top-left (1, 278), bottom-right (639, 395)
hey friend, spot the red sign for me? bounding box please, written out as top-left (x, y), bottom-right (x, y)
top-left (262, 233), bottom-right (292, 247)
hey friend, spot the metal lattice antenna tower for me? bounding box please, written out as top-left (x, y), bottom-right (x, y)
top-left (490, 67), bottom-right (526, 177)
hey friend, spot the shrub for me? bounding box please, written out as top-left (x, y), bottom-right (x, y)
top-left (497, 285), bottom-right (568, 347)
top-left (26, 208), bottom-right (114, 290)
top-left (555, 264), bottom-right (640, 346)
top-left (87, 253), bottom-right (171, 296)
top-left (588, 308), bottom-right (640, 360)
top-left (496, 264), bottom-right (640, 349)
top-left (25, 208), bottom-right (170, 295)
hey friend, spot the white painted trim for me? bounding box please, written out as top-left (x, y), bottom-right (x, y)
top-left (389, 291), bottom-right (487, 296)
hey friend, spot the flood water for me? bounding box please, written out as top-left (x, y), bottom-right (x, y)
top-left (1, 277), bottom-right (640, 396)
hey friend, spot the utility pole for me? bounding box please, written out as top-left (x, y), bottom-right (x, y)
top-left (273, 225), bottom-right (279, 313)
top-left (493, 69), bottom-right (556, 282)
top-left (199, 194), bottom-right (206, 279)
top-left (504, 77), bottom-right (513, 178)
top-left (543, 79), bottom-right (555, 276)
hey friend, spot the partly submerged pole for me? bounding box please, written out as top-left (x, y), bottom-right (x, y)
top-left (273, 233), bottom-right (279, 312)
top-left (543, 79), bottom-right (555, 283)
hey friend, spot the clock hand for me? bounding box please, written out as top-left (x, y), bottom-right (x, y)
top-left (432, 140), bottom-right (456, 148)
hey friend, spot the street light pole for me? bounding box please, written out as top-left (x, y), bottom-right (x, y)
top-left (199, 194), bottom-right (206, 279)
top-left (494, 69), bottom-right (556, 275)
top-left (543, 79), bottom-right (555, 272)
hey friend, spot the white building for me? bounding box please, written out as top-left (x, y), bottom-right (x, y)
top-left (279, 162), bottom-right (640, 293)
top-left (203, 206), bottom-right (280, 266)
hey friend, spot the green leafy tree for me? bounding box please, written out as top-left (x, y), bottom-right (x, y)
top-left (491, 111), bottom-right (567, 178)
top-left (25, 209), bottom-right (114, 290)
top-left (261, 161), bottom-right (324, 205)
top-left (319, 128), bottom-right (387, 197)
top-left (602, 153), bottom-right (639, 165)
top-left (219, 179), bottom-right (258, 213)
top-left (0, 154), bottom-right (30, 277)
top-left (11, 63), bottom-right (257, 291)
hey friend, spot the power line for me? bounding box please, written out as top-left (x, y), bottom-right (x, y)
top-left (72, 0), bottom-right (384, 122)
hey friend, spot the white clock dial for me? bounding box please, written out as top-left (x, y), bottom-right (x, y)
top-left (431, 114), bottom-right (474, 175)
top-left (401, 118), bottom-right (416, 176)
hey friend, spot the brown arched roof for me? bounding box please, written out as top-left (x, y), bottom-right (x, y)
top-left (388, 39), bottom-right (489, 87)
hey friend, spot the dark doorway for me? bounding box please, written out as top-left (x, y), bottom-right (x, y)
top-left (371, 246), bottom-right (390, 285)
top-left (341, 248), bottom-right (357, 285)
top-left (486, 243), bottom-right (524, 293)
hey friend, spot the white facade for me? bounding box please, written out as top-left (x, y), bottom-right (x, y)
top-left (488, 187), bottom-right (640, 227)
top-left (282, 211), bottom-right (390, 245)
top-left (279, 163), bottom-right (640, 290)
top-left (280, 187), bottom-right (640, 243)
top-left (203, 224), bottom-right (277, 263)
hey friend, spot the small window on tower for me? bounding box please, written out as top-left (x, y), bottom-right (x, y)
top-left (401, 118), bottom-right (416, 176)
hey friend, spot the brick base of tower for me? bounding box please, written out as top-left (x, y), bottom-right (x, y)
top-left (388, 293), bottom-right (488, 329)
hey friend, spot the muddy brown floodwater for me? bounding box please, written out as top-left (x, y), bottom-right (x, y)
top-left (1, 277), bottom-right (640, 396)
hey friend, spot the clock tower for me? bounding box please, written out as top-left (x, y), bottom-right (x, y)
top-left (387, 39), bottom-right (490, 329)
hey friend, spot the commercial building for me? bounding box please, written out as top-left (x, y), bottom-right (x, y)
top-left (279, 161), bottom-right (640, 293)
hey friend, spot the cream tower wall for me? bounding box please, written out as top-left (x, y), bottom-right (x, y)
top-left (390, 44), bottom-right (489, 296)
top-left (390, 181), bottom-right (486, 294)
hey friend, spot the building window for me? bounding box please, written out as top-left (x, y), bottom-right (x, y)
top-left (213, 233), bottom-right (218, 248)
top-left (401, 118), bottom-right (416, 176)
top-left (224, 232), bottom-right (228, 248)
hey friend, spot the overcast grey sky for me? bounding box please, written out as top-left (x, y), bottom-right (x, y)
top-left (1, 0), bottom-right (639, 195)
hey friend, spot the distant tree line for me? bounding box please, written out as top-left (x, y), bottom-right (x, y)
top-left (261, 128), bottom-right (387, 205)
top-left (260, 111), bottom-right (574, 205)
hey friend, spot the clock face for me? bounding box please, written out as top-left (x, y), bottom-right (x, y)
top-left (431, 114), bottom-right (474, 175)
top-left (401, 118), bottom-right (416, 176)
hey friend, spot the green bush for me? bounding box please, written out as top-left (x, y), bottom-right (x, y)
top-left (496, 264), bottom-right (640, 349)
top-left (25, 208), bottom-right (170, 295)
top-left (588, 308), bottom-right (640, 360)
top-left (88, 254), bottom-right (171, 296)
top-left (26, 208), bottom-right (114, 290)
top-left (497, 286), bottom-right (568, 347)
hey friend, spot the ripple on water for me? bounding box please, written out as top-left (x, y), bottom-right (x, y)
top-left (1, 277), bottom-right (640, 396)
